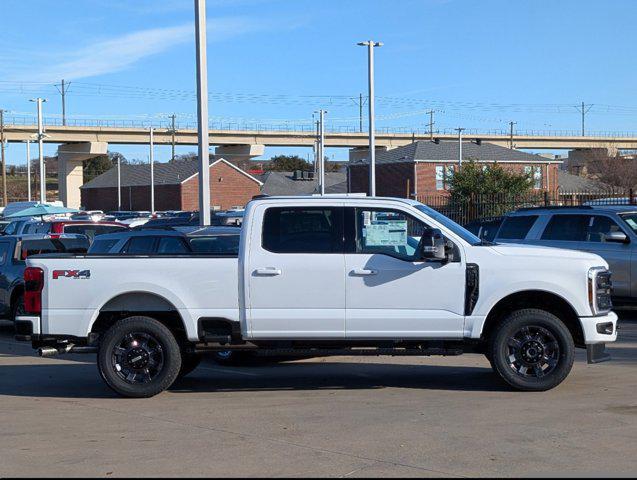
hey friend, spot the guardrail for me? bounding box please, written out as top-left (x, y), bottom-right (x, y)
top-left (5, 114), bottom-right (637, 138)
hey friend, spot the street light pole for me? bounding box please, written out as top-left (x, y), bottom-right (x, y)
top-left (195, 0), bottom-right (211, 226)
top-left (117, 154), bottom-right (121, 210)
top-left (24, 140), bottom-right (31, 201)
top-left (0, 109), bottom-right (7, 206)
top-left (315, 110), bottom-right (327, 195)
top-left (454, 127), bottom-right (465, 167)
top-left (30, 98), bottom-right (47, 204)
top-left (149, 127), bottom-right (155, 214)
top-left (358, 40), bottom-right (383, 197)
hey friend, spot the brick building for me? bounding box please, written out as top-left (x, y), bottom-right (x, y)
top-left (81, 158), bottom-right (263, 211)
top-left (348, 141), bottom-right (562, 199)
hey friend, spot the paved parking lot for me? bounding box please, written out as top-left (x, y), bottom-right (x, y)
top-left (1, 317), bottom-right (636, 478)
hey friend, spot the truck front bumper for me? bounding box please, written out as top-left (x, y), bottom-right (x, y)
top-left (579, 311), bottom-right (618, 364)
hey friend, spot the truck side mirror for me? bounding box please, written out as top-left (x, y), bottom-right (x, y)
top-left (419, 228), bottom-right (448, 262)
top-left (606, 231), bottom-right (629, 243)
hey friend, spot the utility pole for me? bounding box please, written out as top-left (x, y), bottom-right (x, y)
top-left (195, 0), bottom-right (211, 226)
top-left (426, 110), bottom-right (435, 141)
top-left (149, 127), bottom-right (155, 214)
top-left (357, 40), bottom-right (383, 197)
top-left (30, 98), bottom-right (47, 204)
top-left (0, 110), bottom-right (6, 206)
top-left (509, 121), bottom-right (517, 149)
top-left (168, 114), bottom-right (177, 161)
top-left (315, 110), bottom-right (327, 195)
top-left (24, 140), bottom-right (31, 201)
top-left (55, 79), bottom-right (71, 126)
top-left (351, 94), bottom-right (366, 133)
top-left (454, 127), bottom-right (465, 167)
top-left (575, 102), bottom-right (593, 136)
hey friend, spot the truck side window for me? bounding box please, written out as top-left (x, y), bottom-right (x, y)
top-left (541, 215), bottom-right (591, 241)
top-left (354, 208), bottom-right (430, 262)
top-left (262, 207), bottom-right (343, 253)
top-left (497, 215), bottom-right (538, 240)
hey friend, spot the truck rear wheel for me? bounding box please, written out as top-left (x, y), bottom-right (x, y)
top-left (97, 316), bottom-right (182, 398)
top-left (489, 309), bottom-right (575, 391)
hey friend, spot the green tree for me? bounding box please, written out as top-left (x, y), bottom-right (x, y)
top-left (266, 155), bottom-right (311, 172)
top-left (83, 151), bottom-right (127, 182)
top-left (448, 160), bottom-right (535, 220)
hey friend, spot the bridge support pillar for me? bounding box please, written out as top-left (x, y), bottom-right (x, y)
top-left (214, 144), bottom-right (265, 164)
top-left (58, 142), bottom-right (108, 209)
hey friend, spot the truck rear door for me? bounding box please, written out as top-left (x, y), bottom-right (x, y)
top-left (245, 205), bottom-right (346, 338)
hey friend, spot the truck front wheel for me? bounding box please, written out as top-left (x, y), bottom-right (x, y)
top-left (489, 309), bottom-right (575, 391)
top-left (97, 316), bottom-right (182, 398)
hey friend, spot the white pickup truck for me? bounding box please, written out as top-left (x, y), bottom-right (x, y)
top-left (16, 196), bottom-right (617, 397)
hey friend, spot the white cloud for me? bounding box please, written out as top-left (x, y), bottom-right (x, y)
top-left (8, 16), bottom-right (291, 82)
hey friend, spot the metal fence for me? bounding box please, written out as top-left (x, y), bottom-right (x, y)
top-left (417, 190), bottom-right (637, 226)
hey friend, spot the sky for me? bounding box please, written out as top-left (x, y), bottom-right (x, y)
top-left (1, 0), bottom-right (636, 165)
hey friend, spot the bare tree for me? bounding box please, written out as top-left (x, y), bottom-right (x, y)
top-left (585, 150), bottom-right (637, 189)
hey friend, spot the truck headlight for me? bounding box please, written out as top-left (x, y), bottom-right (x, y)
top-left (588, 267), bottom-right (612, 315)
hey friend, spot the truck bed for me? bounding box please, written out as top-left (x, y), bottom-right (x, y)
top-left (27, 254), bottom-right (240, 341)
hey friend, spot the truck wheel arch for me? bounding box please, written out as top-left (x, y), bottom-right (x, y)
top-left (481, 290), bottom-right (585, 348)
top-left (90, 291), bottom-right (188, 343)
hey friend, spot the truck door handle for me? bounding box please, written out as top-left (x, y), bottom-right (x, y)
top-left (254, 267), bottom-right (282, 276)
top-left (350, 269), bottom-right (378, 276)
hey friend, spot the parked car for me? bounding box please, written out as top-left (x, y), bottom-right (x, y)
top-left (140, 212), bottom-right (224, 229)
top-left (18, 196), bottom-right (616, 397)
top-left (0, 234), bottom-right (90, 322)
top-left (88, 226), bottom-right (241, 255)
top-left (463, 216), bottom-right (504, 242)
top-left (494, 205), bottom-right (637, 306)
top-left (2, 218), bottom-right (34, 236)
top-left (19, 220), bottom-right (129, 242)
top-left (106, 211), bottom-right (152, 221)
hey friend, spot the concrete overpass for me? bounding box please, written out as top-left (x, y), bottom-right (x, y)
top-left (5, 124), bottom-right (637, 150)
top-left (4, 121), bottom-right (637, 208)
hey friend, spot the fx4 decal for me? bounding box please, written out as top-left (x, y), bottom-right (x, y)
top-left (52, 270), bottom-right (91, 280)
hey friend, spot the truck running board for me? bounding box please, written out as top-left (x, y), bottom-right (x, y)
top-left (252, 346), bottom-right (464, 357)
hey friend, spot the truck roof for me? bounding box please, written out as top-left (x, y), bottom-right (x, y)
top-left (252, 195), bottom-right (421, 206)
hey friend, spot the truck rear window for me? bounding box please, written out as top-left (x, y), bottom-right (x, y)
top-left (63, 224), bottom-right (127, 242)
top-left (497, 216), bottom-right (538, 240)
top-left (21, 238), bottom-right (90, 259)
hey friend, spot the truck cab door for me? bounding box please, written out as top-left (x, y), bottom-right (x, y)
top-left (344, 207), bottom-right (465, 338)
top-left (245, 206), bottom-right (346, 338)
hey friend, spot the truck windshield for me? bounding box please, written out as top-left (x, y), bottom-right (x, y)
top-left (414, 203), bottom-right (482, 245)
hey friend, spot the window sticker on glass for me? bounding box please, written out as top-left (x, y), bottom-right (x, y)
top-left (364, 220), bottom-right (408, 246)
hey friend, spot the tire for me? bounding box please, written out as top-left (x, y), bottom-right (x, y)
top-left (212, 350), bottom-right (255, 366)
top-left (11, 294), bottom-right (25, 323)
top-left (178, 352), bottom-right (202, 378)
top-left (97, 316), bottom-right (182, 398)
top-left (489, 308), bottom-right (575, 391)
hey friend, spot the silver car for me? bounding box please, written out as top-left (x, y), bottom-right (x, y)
top-left (494, 205), bottom-right (637, 306)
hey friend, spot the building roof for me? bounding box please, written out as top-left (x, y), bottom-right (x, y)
top-left (258, 171), bottom-right (347, 196)
top-left (81, 158), bottom-right (262, 189)
top-left (557, 170), bottom-right (609, 192)
top-left (351, 140), bottom-right (560, 165)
